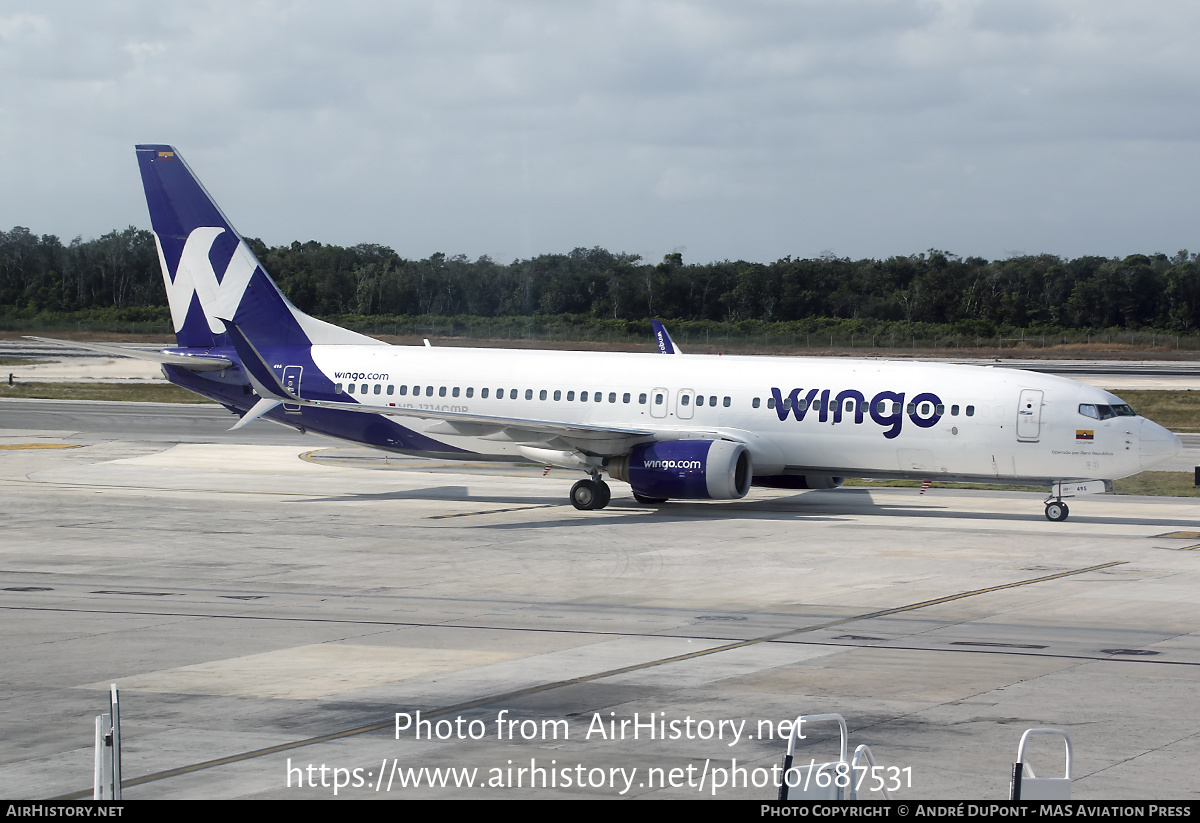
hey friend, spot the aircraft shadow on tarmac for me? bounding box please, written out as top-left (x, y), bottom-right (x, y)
top-left (441, 487), bottom-right (1198, 530)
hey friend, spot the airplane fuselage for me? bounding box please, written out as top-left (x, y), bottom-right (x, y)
top-left (174, 343), bottom-right (1175, 487)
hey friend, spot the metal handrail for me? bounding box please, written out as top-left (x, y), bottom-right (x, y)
top-left (849, 743), bottom-right (893, 801)
top-left (1011, 728), bottom-right (1072, 800)
top-left (1017, 728), bottom-right (1072, 778)
top-left (777, 713), bottom-right (849, 801)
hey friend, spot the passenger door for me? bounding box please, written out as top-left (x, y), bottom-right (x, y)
top-left (1016, 389), bottom-right (1043, 441)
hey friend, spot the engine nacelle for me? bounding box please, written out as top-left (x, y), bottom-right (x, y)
top-left (752, 474), bottom-right (845, 490)
top-left (608, 440), bottom-right (753, 500)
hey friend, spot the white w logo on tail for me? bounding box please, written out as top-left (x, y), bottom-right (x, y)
top-left (155, 227), bottom-right (259, 334)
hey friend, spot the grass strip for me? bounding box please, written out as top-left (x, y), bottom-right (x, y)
top-left (1, 382), bottom-right (210, 403)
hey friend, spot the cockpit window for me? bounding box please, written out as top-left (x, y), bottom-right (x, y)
top-left (1080, 403), bottom-right (1120, 420)
top-left (1079, 403), bottom-right (1132, 420)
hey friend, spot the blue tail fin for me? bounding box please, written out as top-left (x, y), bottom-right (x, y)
top-left (651, 319), bottom-right (683, 354)
top-left (136, 145), bottom-right (380, 349)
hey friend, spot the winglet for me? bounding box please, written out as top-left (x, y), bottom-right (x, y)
top-left (651, 320), bottom-right (682, 354)
top-left (219, 317), bottom-right (298, 403)
top-left (229, 397), bottom-right (281, 431)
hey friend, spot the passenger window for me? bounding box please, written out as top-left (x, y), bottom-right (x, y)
top-left (950, 404), bottom-right (958, 415)
top-left (893, 403), bottom-right (901, 414)
top-left (554, 390), bottom-right (561, 401)
top-left (753, 397), bottom-right (761, 408)
top-left (966, 405), bottom-right (975, 416)
top-left (845, 400), bottom-right (853, 412)
top-left (540, 390), bottom-right (548, 400)
top-left (797, 399), bottom-right (809, 411)
top-left (655, 393), bottom-right (664, 405)
top-left (481, 388), bottom-right (489, 398)
top-left (466, 387), bottom-right (473, 398)
top-left (767, 397), bottom-right (775, 409)
top-left (935, 404), bottom-right (944, 415)
top-left (510, 389), bottom-right (518, 400)
top-left (386, 385), bottom-right (394, 396)
top-left (623, 393), bottom-right (630, 403)
top-left (581, 391), bottom-right (588, 402)
top-left (439, 387), bottom-right (446, 397)
top-left (920, 403), bottom-right (930, 415)
top-left (906, 403), bottom-right (915, 414)
top-left (682, 395), bottom-right (691, 406)
top-left (452, 387), bottom-right (460, 397)
top-left (525, 389), bottom-right (533, 400)
top-left (361, 384), bottom-right (368, 394)
top-left (609, 392), bottom-right (616, 403)
top-left (723, 396), bottom-right (730, 407)
top-left (594, 391), bottom-right (602, 403)
top-left (335, 383), bottom-right (343, 393)
top-left (567, 391), bottom-right (575, 401)
top-left (374, 384), bottom-right (382, 395)
top-left (412, 385), bottom-right (419, 395)
top-left (348, 384), bottom-right (355, 394)
top-left (496, 388), bottom-right (504, 398)
top-left (639, 393), bottom-right (647, 404)
top-left (398, 385), bottom-right (408, 396)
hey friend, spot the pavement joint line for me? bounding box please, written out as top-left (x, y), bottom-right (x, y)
top-left (429, 503), bottom-right (565, 519)
top-left (51, 559), bottom-right (1125, 799)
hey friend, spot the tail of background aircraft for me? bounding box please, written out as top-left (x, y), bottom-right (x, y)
top-left (651, 319), bottom-right (683, 354)
top-left (135, 145), bottom-right (381, 349)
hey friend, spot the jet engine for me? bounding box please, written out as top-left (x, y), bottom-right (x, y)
top-left (607, 440), bottom-right (753, 501)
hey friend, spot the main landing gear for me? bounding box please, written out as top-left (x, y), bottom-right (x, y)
top-left (570, 476), bottom-right (611, 510)
top-left (1044, 500), bottom-right (1069, 522)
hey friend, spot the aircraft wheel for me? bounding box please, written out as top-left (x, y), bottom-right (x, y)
top-left (1045, 501), bottom-right (1069, 522)
top-left (634, 493), bottom-right (668, 504)
top-left (595, 481), bottom-right (611, 509)
top-left (571, 479), bottom-right (605, 510)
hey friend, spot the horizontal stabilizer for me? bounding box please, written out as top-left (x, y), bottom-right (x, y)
top-left (26, 336), bottom-right (232, 371)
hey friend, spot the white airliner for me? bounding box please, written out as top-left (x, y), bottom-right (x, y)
top-left (40, 146), bottom-right (1184, 521)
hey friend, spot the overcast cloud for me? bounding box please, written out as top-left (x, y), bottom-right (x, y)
top-left (2, 1), bottom-right (1198, 264)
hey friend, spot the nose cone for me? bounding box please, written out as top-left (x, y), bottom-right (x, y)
top-left (1139, 417), bottom-right (1182, 470)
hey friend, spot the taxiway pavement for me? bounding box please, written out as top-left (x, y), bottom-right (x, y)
top-left (1, 399), bottom-right (1198, 800)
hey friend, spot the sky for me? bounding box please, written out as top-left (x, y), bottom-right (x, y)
top-left (2, 1), bottom-right (1199, 265)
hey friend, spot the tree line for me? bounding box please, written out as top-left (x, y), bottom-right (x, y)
top-left (3, 225), bottom-right (1200, 335)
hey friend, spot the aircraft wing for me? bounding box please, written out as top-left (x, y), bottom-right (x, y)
top-left (222, 320), bottom-right (673, 451)
top-left (27, 336), bottom-right (233, 371)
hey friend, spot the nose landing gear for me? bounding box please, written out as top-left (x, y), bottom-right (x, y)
top-left (1044, 500), bottom-right (1069, 522)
